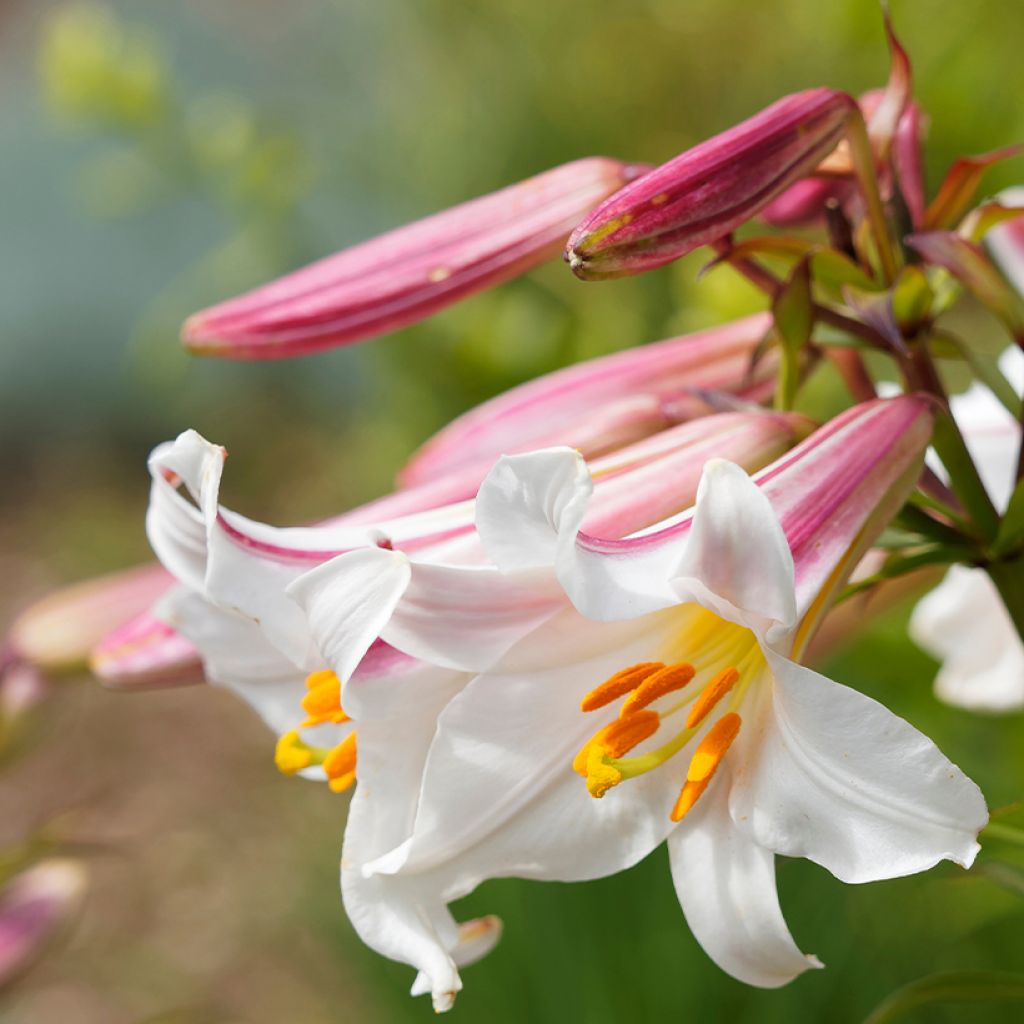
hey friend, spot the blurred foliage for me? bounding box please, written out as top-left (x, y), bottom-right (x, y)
top-left (3, 0), bottom-right (1024, 1021)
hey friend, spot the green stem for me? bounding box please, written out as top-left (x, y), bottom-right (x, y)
top-left (904, 346), bottom-right (1001, 542)
top-left (845, 109), bottom-right (899, 285)
top-left (986, 556), bottom-right (1024, 646)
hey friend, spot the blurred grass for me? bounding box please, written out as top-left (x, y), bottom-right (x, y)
top-left (2, 0), bottom-right (1024, 1021)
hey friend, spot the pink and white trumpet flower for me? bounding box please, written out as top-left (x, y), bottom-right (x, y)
top-left (134, 409), bottom-right (806, 1008)
top-left (292, 397), bottom-right (986, 1008)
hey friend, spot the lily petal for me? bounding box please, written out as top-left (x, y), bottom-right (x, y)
top-left (668, 768), bottom-right (821, 988)
top-left (910, 565), bottom-right (1024, 712)
top-left (368, 608), bottom-right (682, 883)
top-left (730, 650), bottom-right (988, 884)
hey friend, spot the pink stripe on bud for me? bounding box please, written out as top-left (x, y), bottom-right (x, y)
top-left (90, 611), bottom-right (203, 691)
top-left (183, 158), bottom-right (646, 359)
top-left (400, 313), bottom-right (775, 488)
top-left (566, 89), bottom-right (854, 279)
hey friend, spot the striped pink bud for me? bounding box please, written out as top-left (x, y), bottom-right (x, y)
top-left (183, 157), bottom-right (646, 359)
top-left (565, 89), bottom-right (855, 279)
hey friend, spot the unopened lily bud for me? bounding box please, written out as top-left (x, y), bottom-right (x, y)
top-left (0, 860), bottom-right (87, 988)
top-left (6, 564), bottom-right (176, 675)
top-left (183, 157), bottom-right (646, 359)
top-left (565, 89), bottom-right (854, 279)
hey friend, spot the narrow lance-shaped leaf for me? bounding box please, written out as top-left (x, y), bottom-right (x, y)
top-left (772, 258), bottom-right (813, 410)
top-left (907, 230), bottom-right (1024, 341)
top-left (923, 146), bottom-right (1023, 230)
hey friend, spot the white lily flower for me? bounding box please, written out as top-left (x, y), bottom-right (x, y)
top-left (137, 409), bottom-right (805, 1008)
top-left (909, 344), bottom-right (1024, 711)
top-left (296, 398), bottom-right (987, 1007)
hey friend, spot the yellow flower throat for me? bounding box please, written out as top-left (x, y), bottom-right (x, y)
top-left (574, 606), bottom-right (763, 822)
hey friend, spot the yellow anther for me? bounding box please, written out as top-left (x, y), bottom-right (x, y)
top-left (275, 730), bottom-right (315, 776)
top-left (670, 712), bottom-right (743, 822)
top-left (585, 745), bottom-right (623, 799)
top-left (300, 670), bottom-right (350, 727)
top-left (581, 662), bottom-right (665, 712)
top-left (687, 712), bottom-right (742, 781)
top-left (620, 662), bottom-right (695, 716)
top-left (323, 733), bottom-right (357, 794)
top-left (572, 737), bottom-right (596, 777)
top-left (686, 667), bottom-right (740, 729)
top-left (305, 669), bottom-right (337, 691)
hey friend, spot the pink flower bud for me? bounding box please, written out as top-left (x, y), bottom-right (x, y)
top-left (0, 860), bottom-right (87, 988)
top-left (565, 89), bottom-right (854, 279)
top-left (183, 158), bottom-right (646, 359)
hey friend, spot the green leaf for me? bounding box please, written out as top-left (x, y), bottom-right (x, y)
top-left (993, 478), bottom-right (1024, 558)
top-left (864, 971), bottom-right (1024, 1024)
top-left (772, 258), bottom-right (813, 410)
top-left (839, 545), bottom-right (970, 600)
top-left (931, 334), bottom-right (1023, 418)
top-left (810, 249), bottom-right (880, 292)
top-left (891, 266), bottom-right (933, 333)
top-left (924, 145), bottom-right (1024, 230)
top-left (969, 201), bottom-right (1024, 242)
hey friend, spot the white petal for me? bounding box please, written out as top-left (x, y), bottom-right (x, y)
top-left (410, 916), bottom-right (503, 996)
top-left (475, 448), bottom-right (592, 572)
top-left (383, 562), bottom-right (566, 673)
top-left (286, 547), bottom-right (412, 685)
top-left (341, 656), bottom-right (474, 1012)
top-left (668, 770), bottom-right (821, 988)
top-left (730, 651), bottom-right (988, 884)
top-left (673, 459), bottom-right (797, 635)
top-left (476, 446), bottom-right (687, 618)
top-left (911, 566), bottom-right (1024, 712)
top-left (368, 607), bottom-right (683, 890)
top-left (153, 587), bottom-right (313, 736)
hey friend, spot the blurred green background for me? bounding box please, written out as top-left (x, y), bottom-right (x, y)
top-left (3, 1), bottom-right (1024, 1021)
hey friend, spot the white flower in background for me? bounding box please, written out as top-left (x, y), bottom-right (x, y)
top-left (910, 344), bottom-right (1024, 711)
top-left (296, 397), bottom-right (987, 1008)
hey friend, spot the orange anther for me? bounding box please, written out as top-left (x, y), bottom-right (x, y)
top-left (323, 732), bottom-right (357, 793)
top-left (580, 662), bottom-right (665, 712)
top-left (685, 667), bottom-right (740, 729)
top-left (305, 669), bottom-right (337, 691)
top-left (670, 779), bottom-right (707, 822)
top-left (620, 663), bottom-right (695, 716)
top-left (670, 713), bottom-right (742, 822)
top-left (600, 710), bottom-right (660, 758)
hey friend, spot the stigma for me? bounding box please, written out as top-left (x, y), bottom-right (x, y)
top-left (573, 606), bottom-right (760, 821)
